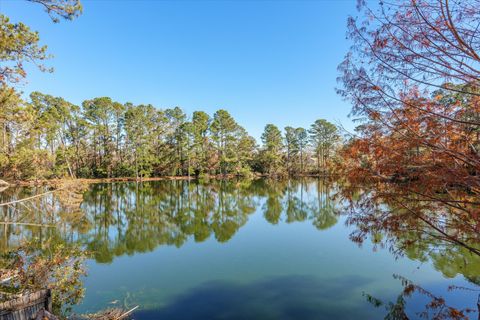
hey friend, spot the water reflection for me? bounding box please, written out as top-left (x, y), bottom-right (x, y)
top-left (336, 180), bottom-right (480, 286)
top-left (0, 185), bottom-right (85, 252)
top-left (336, 179), bottom-right (480, 318)
top-left (0, 179), bottom-right (340, 263)
top-left (2, 179), bottom-right (479, 319)
top-left (80, 180), bottom-right (256, 262)
top-left (2, 178), bottom-right (479, 283)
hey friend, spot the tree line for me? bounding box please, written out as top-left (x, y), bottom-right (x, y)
top-left (0, 88), bottom-right (340, 180)
top-left (0, 0), bottom-right (340, 181)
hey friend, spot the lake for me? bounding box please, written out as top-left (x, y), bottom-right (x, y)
top-left (1, 179), bottom-right (479, 319)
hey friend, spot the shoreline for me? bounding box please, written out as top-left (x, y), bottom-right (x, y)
top-left (1, 173), bottom-right (333, 187)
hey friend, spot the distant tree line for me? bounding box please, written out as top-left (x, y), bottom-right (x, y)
top-left (0, 0), bottom-right (342, 181)
top-left (0, 88), bottom-right (340, 180)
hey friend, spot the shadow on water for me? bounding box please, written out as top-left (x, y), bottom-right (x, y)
top-left (134, 275), bottom-right (379, 320)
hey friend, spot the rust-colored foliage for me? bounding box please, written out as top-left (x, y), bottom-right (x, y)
top-left (338, 0), bottom-right (480, 255)
top-left (338, 1), bottom-right (480, 317)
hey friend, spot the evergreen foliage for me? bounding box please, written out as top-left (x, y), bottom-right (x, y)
top-left (0, 88), bottom-right (339, 180)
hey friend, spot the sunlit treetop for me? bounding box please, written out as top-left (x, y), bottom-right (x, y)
top-left (0, 15), bottom-right (51, 84)
top-left (28, 0), bottom-right (83, 23)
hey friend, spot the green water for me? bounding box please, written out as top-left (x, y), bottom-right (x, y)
top-left (1, 179), bottom-right (478, 319)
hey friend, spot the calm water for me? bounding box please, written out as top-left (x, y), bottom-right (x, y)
top-left (1, 179), bottom-right (478, 319)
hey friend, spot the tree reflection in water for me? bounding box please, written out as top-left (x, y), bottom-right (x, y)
top-left (337, 179), bottom-right (480, 319)
top-left (0, 179), bottom-right (340, 263)
top-left (79, 179), bottom-right (341, 263)
top-left (1, 178), bottom-right (479, 319)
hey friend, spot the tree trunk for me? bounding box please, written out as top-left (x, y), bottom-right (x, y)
top-left (317, 150), bottom-right (320, 173)
top-left (300, 147), bottom-right (304, 173)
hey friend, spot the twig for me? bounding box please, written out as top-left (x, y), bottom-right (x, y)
top-left (115, 306), bottom-right (139, 320)
top-left (0, 221), bottom-right (55, 227)
top-left (0, 188), bottom-right (65, 207)
top-left (477, 294), bottom-right (479, 320)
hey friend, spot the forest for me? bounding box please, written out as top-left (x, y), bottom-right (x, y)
top-left (0, 89), bottom-right (340, 180)
top-left (2, 0), bottom-right (479, 187)
top-left (0, 1), bottom-right (343, 182)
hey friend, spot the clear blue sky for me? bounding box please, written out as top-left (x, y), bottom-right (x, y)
top-left (2, 0), bottom-right (357, 140)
